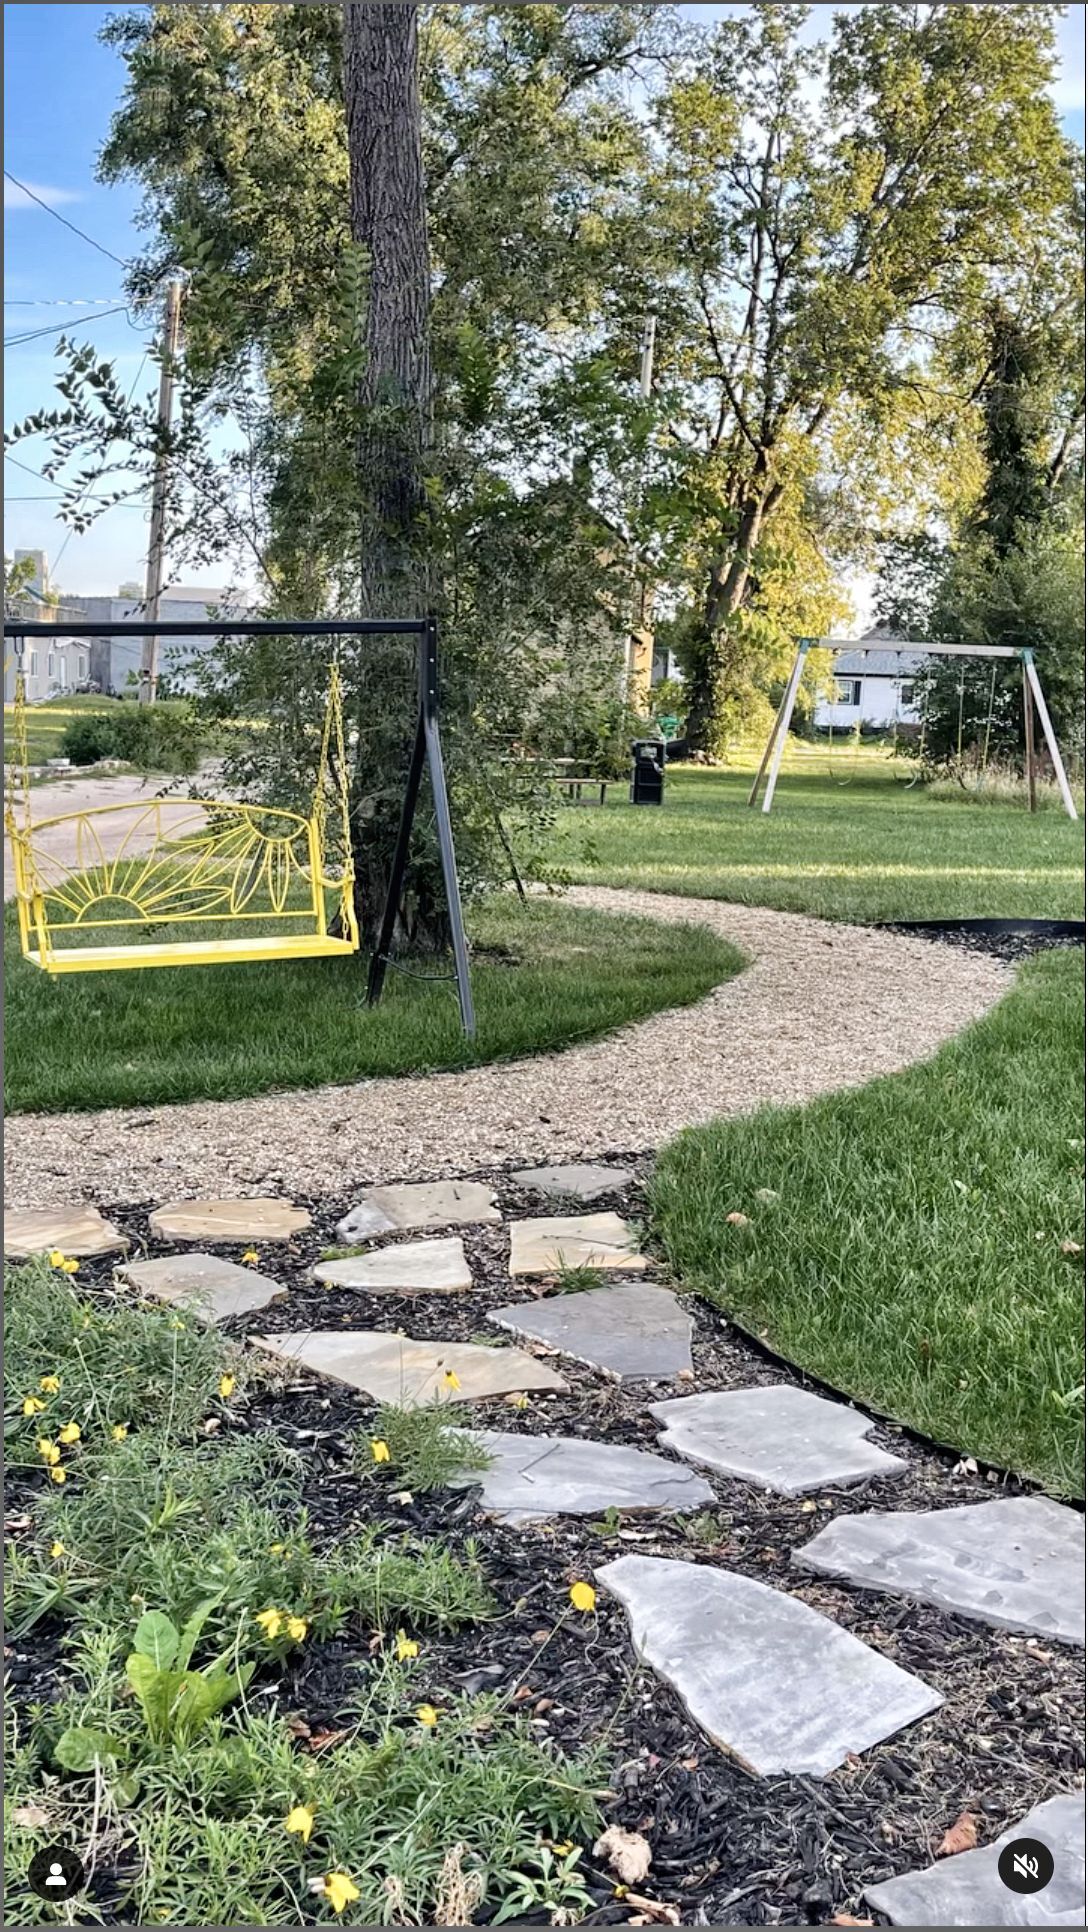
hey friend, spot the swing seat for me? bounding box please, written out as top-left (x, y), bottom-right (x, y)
top-left (19, 932), bottom-right (359, 975)
top-left (8, 796), bottom-right (360, 977)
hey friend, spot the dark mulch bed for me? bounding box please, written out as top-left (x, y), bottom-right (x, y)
top-left (8, 1168), bottom-right (1085, 1927)
top-left (876, 918), bottom-right (1085, 965)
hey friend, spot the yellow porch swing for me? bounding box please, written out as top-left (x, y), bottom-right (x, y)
top-left (6, 660), bottom-right (359, 975)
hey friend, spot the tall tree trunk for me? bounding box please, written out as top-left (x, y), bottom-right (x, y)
top-left (685, 483), bottom-right (775, 757)
top-left (342, 1), bottom-right (445, 948)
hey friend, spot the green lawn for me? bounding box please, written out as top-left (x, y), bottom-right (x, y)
top-left (5, 895), bottom-right (741, 1113)
top-left (649, 948), bottom-right (1085, 1495)
top-left (548, 746), bottom-right (1084, 921)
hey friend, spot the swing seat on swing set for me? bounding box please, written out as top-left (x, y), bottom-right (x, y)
top-left (6, 667), bottom-right (360, 977)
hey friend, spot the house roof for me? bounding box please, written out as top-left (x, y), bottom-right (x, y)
top-left (833, 648), bottom-right (926, 676)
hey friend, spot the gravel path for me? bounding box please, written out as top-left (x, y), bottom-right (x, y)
top-left (5, 888), bottom-right (1012, 1209)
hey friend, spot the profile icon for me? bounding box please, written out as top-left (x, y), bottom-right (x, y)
top-left (28, 1845), bottom-right (85, 1901)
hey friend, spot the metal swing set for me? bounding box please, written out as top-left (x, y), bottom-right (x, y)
top-left (748, 636), bottom-right (1079, 821)
top-left (3, 615), bottom-right (476, 1035)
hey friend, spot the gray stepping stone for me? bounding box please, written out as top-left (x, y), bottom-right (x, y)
top-left (597, 1554), bottom-right (942, 1776)
top-left (5, 1205), bottom-right (128, 1259)
top-left (865, 1792), bottom-right (1085, 1926)
top-left (795, 1496), bottom-right (1085, 1646)
top-left (491, 1281), bottom-right (693, 1382)
top-left (120, 1253), bottom-right (286, 1324)
top-left (251, 1330), bottom-right (568, 1405)
top-left (508, 1212), bottom-right (648, 1277)
top-left (149, 1197), bottom-right (311, 1243)
top-left (650, 1385), bottom-right (907, 1494)
top-left (313, 1237), bottom-right (472, 1296)
top-left (512, 1163), bottom-right (635, 1201)
top-left (446, 1429), bottom-right (715, 1524)
top-left (336, 1180), bottom-right (499, 1241)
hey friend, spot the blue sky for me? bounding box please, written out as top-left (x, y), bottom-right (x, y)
top-left (5, 2), bottom-right (1086, 596)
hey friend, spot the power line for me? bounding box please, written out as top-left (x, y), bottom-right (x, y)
top-left (5, 297), bottom-right (122, 307)
top-left (5, 305), bottom-right (130, 346)
top-left (3, 171), bottom-right (130, 268)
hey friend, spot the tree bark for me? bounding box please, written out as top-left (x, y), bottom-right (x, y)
top-left (342, 2), bottom-right (445, 948)
top-left (685, 479), bottom-right (778, 756)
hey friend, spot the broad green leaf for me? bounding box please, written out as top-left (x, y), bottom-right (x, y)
top-left (132, 1609), bottom-right (178, 1668)
top-left (54, 1726), bottom-right (127, 1772)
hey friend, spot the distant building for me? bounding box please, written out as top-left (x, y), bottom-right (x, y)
top-left (63, 583), bottom-right (253, 695)
top-left (811, 628), bottom-right (923, 732)
top-left (5, 556), bottom-right (252, 701)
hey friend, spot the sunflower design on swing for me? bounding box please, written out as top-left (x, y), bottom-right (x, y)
top-left (7, 664), bottom-right (360, 974)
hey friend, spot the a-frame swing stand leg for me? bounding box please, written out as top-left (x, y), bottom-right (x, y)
top-left (749, 642), bottom-right (809, 813)
top-left (366, 618), bottom-right (477, 1036)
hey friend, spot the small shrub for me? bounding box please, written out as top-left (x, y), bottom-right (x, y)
top-left (4, 1258), bottom-right (229, 1464)
top-left (357, 1402), bottom-right (493, 1493)
top-left (62, 702), bottom-right (203, 773)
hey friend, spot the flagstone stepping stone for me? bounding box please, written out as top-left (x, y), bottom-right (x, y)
top-left (597, 1555), bottom-right (942, 1777)
top-left (148, 1197), bottom-right (311, 1244)
top-left (336, 1180), bottom-right (499, 1242)
top-left (512, 1162), bottom-right (636, 1200)
top-left (508, 1212), bottom-right (648, 1278)
top-left (120, 1253), bottom-right (286, 1325)
top-left (446, 1429), bottom-right (715, 1525)
top-left (491, 1281), bottom-right (693, 1382)
top-left (313, 1237), bottom-right (472, 1296)
top-left (251, 1330), bottom-right (568, 1405)
top-left (649, 1385), bottom-right (907, 1494)
top-left (864, 1791), bottom-right (1085, 1926)
top-left (795, 1496), bottom-right (1085, 1646)
top-left (5, 1205), bottom-right (128, 1259)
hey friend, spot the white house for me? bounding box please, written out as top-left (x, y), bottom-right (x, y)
top-left (812, 630), bottom-right (924, 732)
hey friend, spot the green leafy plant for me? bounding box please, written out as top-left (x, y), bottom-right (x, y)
top-left (491, 1843), bottom-right (596, 1925)
top-left (553, 1261), bottom-right (607, 1294)
top-left (123, 1604), bottom-right (253, 1746)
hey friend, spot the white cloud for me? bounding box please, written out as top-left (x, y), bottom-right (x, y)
top-left (4, 179), bottom-right (84, 211)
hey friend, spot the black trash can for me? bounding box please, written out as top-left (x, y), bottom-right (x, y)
top-left (630, 737), bottom-right (665, 805)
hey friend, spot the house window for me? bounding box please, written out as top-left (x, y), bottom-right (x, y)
top-left (29, 651), bottom-right (38, 676)
top-left (57, 657), bottom-right (67, 687)
top-left (78, 654), bottom-right (87, 678)
top-left (47, 652), bottom-right (55, 679)
top-left (835, 678), bottom-right (862, 706)
top-left (900, 682), bottom-right (915, 707)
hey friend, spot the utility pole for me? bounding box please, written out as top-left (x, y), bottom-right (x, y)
top-left (626, 313), bottom-right (657, 711)
top-left (139, 277), bottom-right (183, 706)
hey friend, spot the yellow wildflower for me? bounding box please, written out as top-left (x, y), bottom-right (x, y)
top-left (112, 1424), bottom-right (129, 1442)
top-left (241, 1249), bottom-right (260, 1266)
top-left (569, 1581), bottom-right (597, 1613)
top-left (218, 1374), bottom-right (236, 1400)
top-left (323, 1873), bottom-right (361, 1916)
top-left (286, 1615), bottom-right (308, 1643)
top-left (441, 1369), bottom-right (461, 1392)
top-left (370, 1439), bottom-right (390, 1464)
top-left (39, 1375), bottom-right (61, 1394)
top-left (60, 1258), bottom-right (80, 1275)
top-left (255, 1607), bottom-right (283, 1640)
top-left (22, 1395), bottom-right (46, 1417)
top-left (268, 1543), bottom-right (285, 1556)
top-left (416, 1703), bottom-right (439, 1727)
top-left (395, 1629), bottom-right (419, 1661)
top-left (50, 1540), bottom-right (66, 1559)
top-left (48, 1250), bottom-right (65, 1269)
top-left (283, 1804), bottom-right (315, 1845)
top-left (56, 1422), bottom-right (81, 1445)
top-left (50, 1466), bottom-right (67, 1485)
top-left (37, 1438), bottom-right (61, 1466)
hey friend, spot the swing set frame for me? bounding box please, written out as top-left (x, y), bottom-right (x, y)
top-left (748, 637), bottom-right (1079, 821)
top-left (3, 614), bottom-right (477, 1036)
